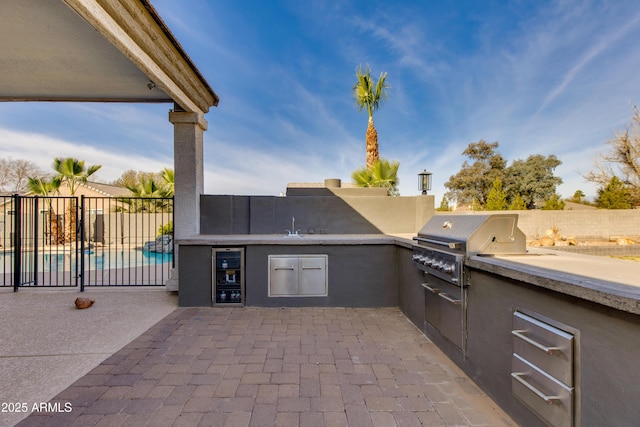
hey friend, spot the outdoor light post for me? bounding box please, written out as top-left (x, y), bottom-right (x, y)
top-left (418, 169), bottom-right (432, 195)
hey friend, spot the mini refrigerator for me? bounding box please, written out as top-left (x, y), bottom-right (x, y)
top-left (212, 247), bottom-right (244, 305)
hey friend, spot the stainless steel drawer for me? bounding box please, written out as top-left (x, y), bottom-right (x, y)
top-left (512, 353), bottom-right (573, 427)
top-left (513, 311), bottom-right (574, 385)
top-left (422, 277), bottom-right (464, 350)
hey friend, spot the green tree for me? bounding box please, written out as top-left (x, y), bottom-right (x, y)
top-left (352, 65), bottom-right (389, 169)
top-left (541, 194), bottom-right (566, 210)
top-left (586, 105), bottom-right (640, 206)
top-left (569, 190), bottom-right (585, 203)
top-left (485, 177), bottom-right (508, 210)
top-left (351, 158), bottom-right (400, 196)
top-left (52, 157), bottom-right (102, 242)
top-left (444, 140), bottom-right (506, 207)
top-left (508, 194), bottom-right (528, 210)
top-left (437, 196), bottom-right (450, 211)
top-left (504, 154), bottom-right (563, 209)
top-left (595, 176), bottom-right (632, 209)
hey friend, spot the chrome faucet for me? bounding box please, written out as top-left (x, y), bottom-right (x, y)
top-left (286, 216), bottom-right (300, 236)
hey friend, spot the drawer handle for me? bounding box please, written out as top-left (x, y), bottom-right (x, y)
top-left (438, 293), bottom-right (461, 305)
top-left (511, 372), bottom-right (561, 405)
top-left (512, 330), bottom-right (562, 355)
top-left (301, 267), bottom-right (322, 270)
top-left (275, 267), bottom-right (295, 270)
top-left (421, 283), bottom-right (440, 293)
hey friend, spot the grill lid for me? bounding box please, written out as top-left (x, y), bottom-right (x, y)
top-left (415, 213), bottom-right (526, 255)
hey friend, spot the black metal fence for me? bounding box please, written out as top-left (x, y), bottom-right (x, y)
top-left (1, 195), bottom-right (173, 291)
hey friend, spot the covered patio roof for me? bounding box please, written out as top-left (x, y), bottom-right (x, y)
top-left (0, 0), bottom-right (218, 113)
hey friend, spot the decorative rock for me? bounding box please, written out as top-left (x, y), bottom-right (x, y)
top-left (539, 236), bottom-right (555, 247)
top-left (74, 297), bottom-right (95, 309)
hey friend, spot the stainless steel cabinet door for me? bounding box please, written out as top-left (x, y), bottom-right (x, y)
top-left (268, 257), bottom-right (298, 296)
top-left (299, 256), bottom-right (328, 296)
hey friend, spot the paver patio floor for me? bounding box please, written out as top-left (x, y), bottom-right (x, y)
top-left (15, 306), bottom-right (516, 426)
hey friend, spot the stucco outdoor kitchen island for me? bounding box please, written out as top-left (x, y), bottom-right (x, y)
top-left (177, 234), bottom-right (413, 308)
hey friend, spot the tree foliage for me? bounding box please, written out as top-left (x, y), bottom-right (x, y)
top-left (595, 176), bottom-right (632, 209)
top-left (444, 141), bottom-right (506, 206)
top-left (437, 196), bottom-right (450, 211)
top-left (585, 105), bottom-right (640, 206)
top-left (444, 141), bottom-right (563, 209)
top-left (118, 168), bottom-right (174, 212)
top-left (351, 158), bottom-right (400, 196)
top-left (508, 194), bottom-right (527, 210)
top-left (541, 194), bottom-right (566, 210)
top-left (485, 177), bottom-right (507, 210)
top-left (504, 154), bottom-right (563, 209)
top-left (52, 157), bottom-right (102, 195)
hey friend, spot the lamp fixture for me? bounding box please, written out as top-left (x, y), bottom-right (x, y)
top-left (147, 81), bottom-right (156, 90)
top-left (418, 169), bottom-right (432, 195)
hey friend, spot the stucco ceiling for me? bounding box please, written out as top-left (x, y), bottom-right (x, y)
top-left (0, 0), bottom-right (172, 103)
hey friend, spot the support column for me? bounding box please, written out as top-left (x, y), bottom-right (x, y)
top-left (165, 107), bottom-right (208, 291)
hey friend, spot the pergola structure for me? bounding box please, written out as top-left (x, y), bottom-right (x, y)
top-left (0, 0), bottom-right (219, 290)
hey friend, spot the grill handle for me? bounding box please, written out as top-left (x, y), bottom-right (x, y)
top-left (413, 237), bottom-right (461, 250)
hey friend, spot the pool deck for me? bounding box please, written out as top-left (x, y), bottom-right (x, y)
top-left (2, 288), bottom-right (516, 427)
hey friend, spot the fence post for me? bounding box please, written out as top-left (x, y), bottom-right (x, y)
top-left (79, 196), bottom-right (85, 292)
top-left (13, 194), bottom-right (20, 292)
top-left (33, 196), bottom-right (39, 287)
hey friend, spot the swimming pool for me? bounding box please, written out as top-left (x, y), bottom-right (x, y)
top-left (2, 248), bottom-right (172, 273)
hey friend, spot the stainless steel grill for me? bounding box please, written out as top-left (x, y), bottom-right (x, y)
top-left (413, 213), bottom-right (526, 351)
top-left (412, 213), bottom-right (526, 285)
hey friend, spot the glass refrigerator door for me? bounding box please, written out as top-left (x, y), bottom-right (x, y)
top-left (213, 248), bottom-right (243, 305)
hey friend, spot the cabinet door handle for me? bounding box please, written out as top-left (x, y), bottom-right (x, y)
top-left (511, 372), bottom-right (561, 405)
top-left (421, 283), bottom-right (440, 293)
top-left (275, 267), bottom-right (295, 270)
top-left (438, 293), bottom-right (461, 305)
top-left (512, 330), bottom-right (562, 355)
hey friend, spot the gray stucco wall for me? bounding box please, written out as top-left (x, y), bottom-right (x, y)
top-left (201, 194), bottom-right (434, 235)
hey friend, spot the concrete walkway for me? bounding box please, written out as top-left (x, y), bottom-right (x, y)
top-left (5, 297), bottom-right (516, 427)
top-left (0, 288), bottom-right (178, 427)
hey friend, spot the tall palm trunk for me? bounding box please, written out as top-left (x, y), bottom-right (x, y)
top-left (365, 116), bottom-right (379, 170)
top-left (48, 208), bottom-right (64, 245)
top-left (64, 199), bottom-right (77, 244)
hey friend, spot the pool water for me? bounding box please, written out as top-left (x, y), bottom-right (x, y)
top-left (3, 249), bottom-right (172, 273)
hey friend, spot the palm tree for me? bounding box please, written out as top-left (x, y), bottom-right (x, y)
top-left (121, 172), bottom-right (173, 213)
top-left (52, 157), bottom-right (102, 243)
top-left (53, 157), bottom-right (102, 196)
top-left (160, 168), bottom-right (174, 197)
top-left (352, 65), bottom-right (389, 169)
top-left (27, 176), bottom-right (63, 245)
top-left (351, 158), bottom-right (400, 196)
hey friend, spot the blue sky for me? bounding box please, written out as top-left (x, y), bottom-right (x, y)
top-left (2, 0), bottom-right (640, 201)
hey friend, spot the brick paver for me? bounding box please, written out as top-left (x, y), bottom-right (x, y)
top-left (16, 307), bottom-right (516, 426)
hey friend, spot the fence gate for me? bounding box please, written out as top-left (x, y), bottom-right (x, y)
top-left (1, 195), bottom-right (173, 290)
